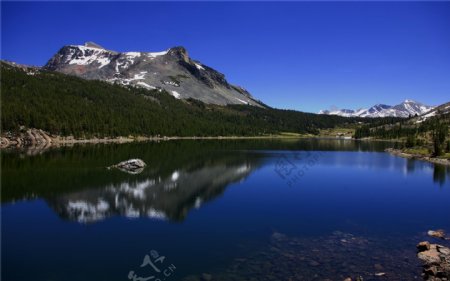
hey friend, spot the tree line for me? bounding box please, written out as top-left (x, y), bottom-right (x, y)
top-left (1, 62), bottom-right (393, 139)
top-left (354, 113), bottom-right (450, 156)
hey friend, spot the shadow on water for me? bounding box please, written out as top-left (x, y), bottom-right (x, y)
top-left (406, 158), bottom-right (450, 186)
top-left (2, 140), bottom-right (268, 222)
top-left (1, 138), bottom-right (386, 204)
top-left (2, 139), bottom-right (448, 224)
top-left (433, 164), bottom-right (450, 186)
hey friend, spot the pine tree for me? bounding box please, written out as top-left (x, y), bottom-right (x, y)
top-left (432, 121), bottom-right (448, 156)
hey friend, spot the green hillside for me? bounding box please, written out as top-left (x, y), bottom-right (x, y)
top-left (1, 62), bottom-right (389, 138)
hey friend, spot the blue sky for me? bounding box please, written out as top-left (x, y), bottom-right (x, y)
top-left (2, 2), bottom-right (449, 113)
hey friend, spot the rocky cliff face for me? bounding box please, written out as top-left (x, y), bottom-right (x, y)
top-left (44, 42), bottom-right (262, 106)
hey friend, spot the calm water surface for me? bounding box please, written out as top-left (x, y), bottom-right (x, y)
top-left (2, 139), bottom-right (450, 281)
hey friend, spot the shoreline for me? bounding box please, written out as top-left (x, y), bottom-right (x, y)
top-left (1, 128), bottom-right (324, 150)
top-left (1, 128), bottom-right (421, 151)
top-left (385, 148), bottom-right (450, 166)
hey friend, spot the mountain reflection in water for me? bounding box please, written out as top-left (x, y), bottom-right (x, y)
top-left (2, 139), bottom-right (449, 225)
top-left (49, 158), bottom-right (258, 223)
top-left (2, 139), bottom-right (450, 281)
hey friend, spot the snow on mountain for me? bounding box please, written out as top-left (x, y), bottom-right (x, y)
top-left (2, 60), bottom-right (41, 76)
top-left (319, 100), bottom-right (435, 118)
top-left (415, 101), bottom-right (450, 123)
top-left (44, 42), bottom-right (263, 107)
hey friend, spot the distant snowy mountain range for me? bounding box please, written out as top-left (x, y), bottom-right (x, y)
top-left (319, 100), bottom-right (435, 118)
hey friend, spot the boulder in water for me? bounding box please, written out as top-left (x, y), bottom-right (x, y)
top-left (428, 229), bottom-right (446, 239)
top-left (109, 159), bottom-right (146, 174)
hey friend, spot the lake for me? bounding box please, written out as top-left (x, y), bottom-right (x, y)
top-left (2, 139), bottom-right (450, 281)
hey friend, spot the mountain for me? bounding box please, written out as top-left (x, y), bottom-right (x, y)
top-left (415, 101), bottom-right (450, 123)
top-left (44, 42), bottom-right (262, 106)
top-left (319, 100), bottom-right (434, 118)
top-left (354, 100), bottom-right (450, 141)
top-left (3, 60), bottom-right (388, 141)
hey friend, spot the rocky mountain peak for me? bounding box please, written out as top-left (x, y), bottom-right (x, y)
top-left (168, 46), bottom-right (189, 62)
top-left (42, 43), bottom-right (262, 107)
top-left (84, 41), bottom-right (105, 49)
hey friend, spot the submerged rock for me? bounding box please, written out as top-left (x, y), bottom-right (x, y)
top-left (428, 230), bottom-right (446, 240)
top-left (201, 273), bottom-right (212, 281)
top-left (417, 242), bottom-right (450, 280)
top-left (109, 159), bottom-right (146, 174)
top-left (190, 230), bottom-right (419, 280)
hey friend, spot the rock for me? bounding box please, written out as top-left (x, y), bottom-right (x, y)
top-left (0, 137), bottom-right (10, 148)
top-left (1, 128), bottom-right (53, 148)
top-left (438, 245), bottom-right (450, 256)
top-left (418, 241), bottom-right (431, 251)
top-left (418, 248), bottom-right (441, 264)
top-left (201, 273), bottom-right (212, 281)
top-left (424, 266), bottom-right (439, 276)
top-left (374, 263), bottom-right (384, 271)
top-left (109, 159), bottom-right (146, 174)
top-left (417, 242), bottom-right (450, 280)
top-left (271, 232), bottom-right (287, 241)
top-left (428, 229), bottom-right (446, 239)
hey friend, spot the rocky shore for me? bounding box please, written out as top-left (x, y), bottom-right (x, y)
top-left (417, 242), bottom-right (450, 281)
top-left (0, 128), bottom-right (141, 149)
top-left (417, 230), bottom-right (450, 281)
top-left (0, 128), bottom-right (314, 151)
top-left (385, 148), bottom-right (450, 166)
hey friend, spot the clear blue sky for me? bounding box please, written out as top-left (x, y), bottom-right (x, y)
top-left (2, 1), bottom-right (449, 113)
